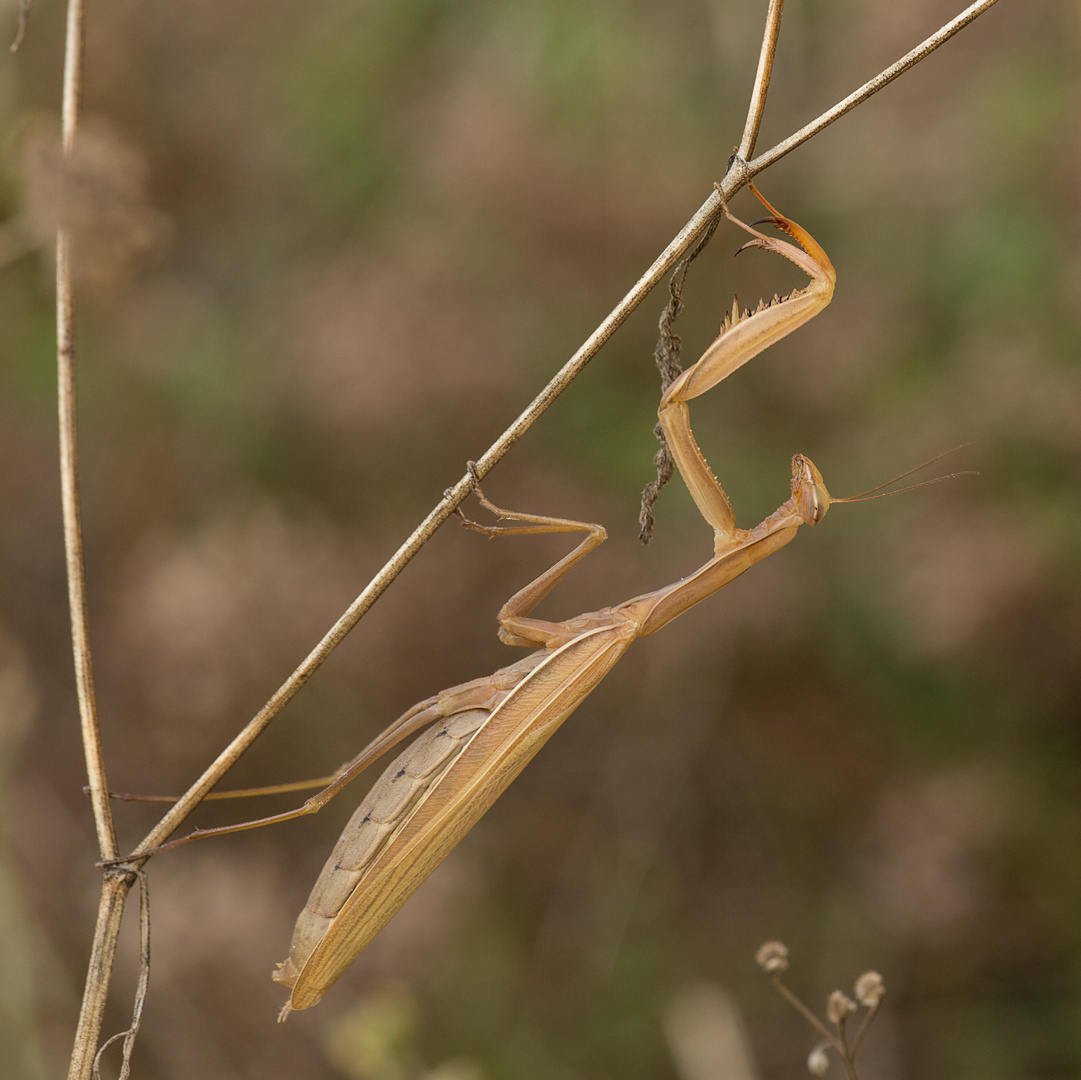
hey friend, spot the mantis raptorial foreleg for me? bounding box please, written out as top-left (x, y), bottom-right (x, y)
top-left (113, 186), bottom-right (842, 1018)
top-left (658, 186), bottom-right (835, 546)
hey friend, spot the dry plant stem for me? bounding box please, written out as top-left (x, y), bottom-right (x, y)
top-left (771, 977), bottom-right (843, 1055)
top-left (737, 0), bottom-right (784, 162)
top-left (69, 874), bottom-right (130, 1080)
top-left (82, 2), bottom-right (1006, 861)
top-left (836, 1015), bottom-right (860, 1080)
top-left (126, 0), bottom-right (1002, 862)
top-left (92, 872), bottom-right (150, 1080)
top-left (748, 0), bottom-right (1002, 176)
top-left (56, 1), bottom-right (128, 1076)
top-left (57, 0), bottom-right (114, 863)
top-left (850, 1000), bottom-right (882, 1059)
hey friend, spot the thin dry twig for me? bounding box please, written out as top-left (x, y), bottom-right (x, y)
top-left (637, 210), bottom-right (721, 542)
top-left (69, 877), bottom-right (133, 1080)
top-left (91, 872), bottom-right (150, 1080)
top-left (737, 0), bottom-right (785, 164)
top-left (125, 0), bottom-right (1004, 863)
top-left (57, 0), bottom-right (113, 862)
top-left (770, 977), bottom-right (843, 1054)
top-left (849, 997), bottom-right (884, 1060)
top-left (748, 0), bottom-right (1001, 176)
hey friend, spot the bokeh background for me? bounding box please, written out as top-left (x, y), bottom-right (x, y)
top-left (1, 1), bottom-right (1079, 1078)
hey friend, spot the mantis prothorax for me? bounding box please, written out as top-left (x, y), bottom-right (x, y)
top-left (121, 186), bottom-right (851, 1019)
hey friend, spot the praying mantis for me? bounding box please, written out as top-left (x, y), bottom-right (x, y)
top-left (268, 184), bottom-right (843, 1017)
top-left (129, 185), bottom-right (856, 1018)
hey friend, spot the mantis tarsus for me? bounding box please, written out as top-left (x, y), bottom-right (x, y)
top-left (127, 185), bottom-right (854, 1018)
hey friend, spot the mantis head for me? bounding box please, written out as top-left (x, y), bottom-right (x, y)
top-left (791, 454), bottom-right (832, 526)
top-left (792, 445), bottom-right (978, 528)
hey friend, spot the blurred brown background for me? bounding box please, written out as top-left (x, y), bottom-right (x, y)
top-left (1, 1), bottom-right (1079, 1078)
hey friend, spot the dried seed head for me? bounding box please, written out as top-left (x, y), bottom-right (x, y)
top-left (826, 990), bottom-right (856, 1024)
top-left (18, 117), bottom-right (169, 291)
top-left (854, 971), bottom-right (885, 1007)
top-left (756, 941), bottom-right (789, 974)
top-left (807, 1043), bottom-right (830, 1076)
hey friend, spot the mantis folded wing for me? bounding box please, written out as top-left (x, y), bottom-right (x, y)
top-left (266, 184), bottom-right (839, 1017)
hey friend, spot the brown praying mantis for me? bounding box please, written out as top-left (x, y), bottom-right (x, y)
top-left (268, 183), bottom-right (845, 1016)
top-left (118, 185), bottom-right (903, 1019)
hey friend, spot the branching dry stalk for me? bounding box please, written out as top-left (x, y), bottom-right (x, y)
top-left (747, 0), bottom-right (1001, 176)
top-left (56, 1), bottom-right (1002, 1076)
top-left (756, 944), bottom-right (885, 1079)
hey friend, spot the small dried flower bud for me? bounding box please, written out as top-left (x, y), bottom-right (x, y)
top-left (854, 971), bottom-right (885, 1007)
top-left (807, 1043), bottom-right (830, 1076)
top-left (756, 941), bottom-right (789, 974)
top-left (826, 990), bottom-right (856, 1024)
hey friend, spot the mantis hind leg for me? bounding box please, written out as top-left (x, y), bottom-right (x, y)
top-left (456, 463), bottom-right (607, 647)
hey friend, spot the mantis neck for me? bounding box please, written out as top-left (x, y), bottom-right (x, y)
top-left (632, 497), bottom-right (805, 638)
